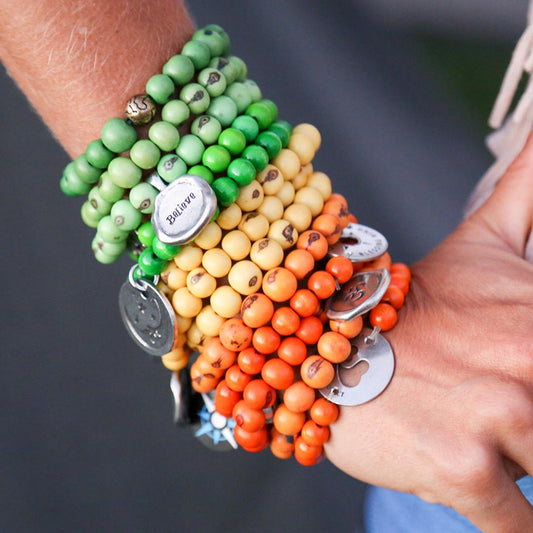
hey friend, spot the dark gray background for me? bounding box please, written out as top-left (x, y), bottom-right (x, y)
top-left (0, 1), bottom-right (522, 532)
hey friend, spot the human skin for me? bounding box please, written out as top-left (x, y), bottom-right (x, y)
top-left (2, 1), bottom-right (533, 531)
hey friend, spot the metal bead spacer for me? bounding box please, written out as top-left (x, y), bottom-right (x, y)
top-left (125, 94), bottom-right (157, 126)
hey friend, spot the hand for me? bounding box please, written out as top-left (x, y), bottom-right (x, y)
top-left (325, 134), bottom-right (533, 532)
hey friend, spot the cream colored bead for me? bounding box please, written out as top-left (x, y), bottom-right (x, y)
top-left (293, 123), bottom-right (322, 151)
top-left (195, 222), bottom-right (222, 249)
top-left (222, 230), bottom-right (251, 261)
top-left (172, 286), bottom-right (203, 318)
top-left (210, 286), bottom-right (243, 318)
top-left (275, 181), bottom-right (295, 207)
top-left (306, 171), bottom-right (332, 200)
top-left (288, 133), bottom-right (315, 165)
top-left (272, 149), bottom-right (301, 181)
top-left (238, 212), bottom-right (270, 241)
top-left (187, 322), bottom-right (210, 350)
top-left (268, 219), bottom-right (299, 250)
top-left (186, 267), bottom-right (217, 298)
top-left (256, 164), bottom-right (284, 195)
top-left (161, 347), bottom-right (190, 372)
top-left (174, 243), bottom-right (203, 271)
top-left (236, 180), bottom-right (264, 211)
top-left (250, 238), bottom-right (285, 270)
top-left (202, 248), bottom-right (232, 278)
top-left (162, 263), bottom-right (188, 291)
top-left (257, 195), bottom-right (285, 223)
top-left (294, 186), bottom-right (324, 217)
top-left (283, 203), bottom-right (313, 233)
top-left (176, 315), bottom-right (193, 334)
top-left (291, 169), bottom-right (309, 190)
top-left (195, 305), bottom-right (226, 337)
top-left (228, 260), bottom-right (263, 295)
top-left (217, 203), bottom-right (242, 230)
top-left (156, 280), bottom-right (174, 299)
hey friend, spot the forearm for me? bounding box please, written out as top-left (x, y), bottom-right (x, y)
top-left (0, 0), bottom-right (194, 156)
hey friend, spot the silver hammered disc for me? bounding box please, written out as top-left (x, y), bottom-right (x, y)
top-left (319, 328), bottom-right (395, 406)
top-left (326, 268), bottom-right (390, 321)
top-left (328, 222), bottom-right (388, 262)
top-left (152, 175), bottom-right (217, 245)
top-left (119, 278), bottom-right (177, 356)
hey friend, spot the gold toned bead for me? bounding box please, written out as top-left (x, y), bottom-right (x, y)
top-left (257, 196), bottom-right (284, 223)
top-left (268, 219), bottom-right (299, 250)
top-left (202, 248), bottom-right (232, 278)
top-left (228, 260), bottom-right (263, 295)
top-left (236, 180), bottom-right (264, 211)
top-left (275, 181), bottom-right (296, 207)
top-left (256, 165), bottom-right (284, 195)
top-left (216, 203), bottom-right (242, 230)
top-left (293, 123), bottom-right (322, 151)
top-left (222, 230), bottom-right (251, 261)
top-left (195, 222), bottom-right (222, 249)
top-left (238, 212), bottom-right (270, 241)
top-left (272, 149), bottom-right (301, 181)
top-left (250, 238), bottom-right (284, 270)
top-left (174, 243), bottom-right (203, 271)
top-left (306, 171), bottom-right (332, 200)
top-left (283, 203), bottom-right (313, 233)
top-left (125, 94), bottom-right (157, 126)
top-left (195, 305), bottom-right (226, 337)
top-left (210, 286), bottom-right (242, 318)
top-left (186, 267), bottom-right (217, 298)
top-left (294, 186), bottom-right (324, 217)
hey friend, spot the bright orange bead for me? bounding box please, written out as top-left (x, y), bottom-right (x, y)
top-left (295, 316), bottom-right (323, 345)
top-left (194, 354), bottom-right (226, 379)
top-left (225, 364), bottom-right (253, 392)
top-left (391, 262), bottom-right (411, 283)
top-left (300, 419), bottom-right (330, 446)
top-left (284, 249), bottom-right (315, 280)
top-left (317, 331), bottom-right (352, 363)
top-left (390, 273), bottom-right (410, 296)
top-left (301, 355), bottom-right (335, 389)
top-left (381, 284), bottom-right (405, 310)
top-left (311, 214), bottom-right (342, 245)
top-left (241, 293), bottom-right (275, 328)
top-left (262, 267), bottom-right (298, 302)
top-left (296, 230), bottom-right (329, 261)
top-left (322, 199), bottom-right (350, 228)
top-left (310, 398), bottom-right (339, 426)
top-left (234, 425), bottom-right (269, 451)
top-left (202, 338), bottom-right (237, 371)
top-left (289, 289), bottom-right (319, 318)
top-left (232, 400), bottom-right (265, 432)
top-left (277, 336), bottom-right (308, 366)
top-left (294, 436), bottom-right (323, 466)
top-left (270, 427), bottom-right (295, 459)
top-left (369, 302), bottom-right (398, 331)
top-left (327, 193), bottom-right (348, 210)
top-left (219, 317), bottom-right (253, 351)
top-left (271, 307), bottom-right (301, 336)
top-left (283, 381), bottom-right (316, 413)
top-left (214, 379), bottom-right (242, 417)
top-left (307, 270), bottom-right (337, 300)
top-left (237, 347), bottom-right (266, 375)
top-left (362, 252), bottom-right (391, 272)
top-left (329, 315), bottom-right (363, 339)
top-left (325, 256), bottom-right (353, 284)
top-left (190, 361), bottom-right (220, 393)
top-left (261, 358), bottom-right (295, 390)
top-left (273, 403), bottom-right (306, 436)
top-left (347, 213), bottom-right (358, 224)
top-left (253, 326), bottom-right (281, 354)
top-left (243, 379), bottom-right (276, 410)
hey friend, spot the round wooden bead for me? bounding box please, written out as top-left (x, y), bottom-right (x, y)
top-left (293, 123), bottom-right (322, 151)
top-left (268, 219), bottom-right (298, 250)
top-left (161, 262), bottom-right (188, 290)
top-left (294, 186), bottom-right (324, 217)
top-left (216, 203), bottom-right (242, 230)
top-left (174, 244), bottom-right (203, 271)
top-left (306, 171), bottom-right (332, 200)
top-left (172, 287), bottom-right (203, 318)
top-left (210, 286), bottom-right (243, 318)
top-left (288, 133), bottom-right (315, 165)
top-left (195, 305), bottom-right (226, 337)
top-left (250, 238), bottom-right (284, 270)
top-left (221, 230), bottom-right (251, 261)
top-left (283, 203), bottom-right (312, 233)
top-left (238, 212), bottom-right (270, 241)
top-left (125, 94), bottom-right (157, 126)
top-left (202, 248), bottom-right (232, 278)
top-left (228, 261), bottom-right (263, 295)
top-left (257, 196), bottom-right (284, 223)
top-left (195, 222), bottom-right (222, 249)
top-left (275, 181), bottom-right (295, 207)
top-left (272, 149), bottom-right (301, 181)
top-left (256, 165), bottom-right (284, 195)
top-left (236, 180), bottom-right (264, 212)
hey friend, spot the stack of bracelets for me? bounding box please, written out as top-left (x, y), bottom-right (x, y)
top-left (60, 24), bottom-right (411, 466)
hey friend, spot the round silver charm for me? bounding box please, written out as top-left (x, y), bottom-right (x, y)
top-left (119, 277), bottom-right (177, 356)
top-left (320, 327), bottom-right (395, 406)
top-left (152, 175), bottom-right (217, 245)
top-left (125, 94), bottom-right (157, 126)
top-left (326, 268), bottom-right (390, 321)
top-left (328, 222), bottom-right (388, 262)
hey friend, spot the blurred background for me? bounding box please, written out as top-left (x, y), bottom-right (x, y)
top-left (0, 1), bottom-right (527, 531)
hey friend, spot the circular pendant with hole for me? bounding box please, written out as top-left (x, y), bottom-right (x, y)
top-left (328, 222), bottom-right (388, 262)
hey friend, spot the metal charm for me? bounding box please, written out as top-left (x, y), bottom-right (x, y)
top-left (194, 392), bottom-right (238, 451)
top-left (328, 222), bottom-right (388, 262)
top-left (152, 175), bottom-right (217, 245)
top-left (118, 269), bottom-right (177, 356)
top-left (326, 268), bottom-right (390, 321)
top-left (320, 327), bottom-right (395, 406)
top-left (170, 370), bottom-right (202, 426)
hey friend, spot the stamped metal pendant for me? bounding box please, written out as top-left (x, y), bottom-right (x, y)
top-left (326, 268), bottom-right (390, 321)
top-left (119, 271), bottom-right (177, 356)
top-left (320, 327), bottom-right (395, 406)
top-left (328, 222), bottom-right (388, 262)
top-left (152, 174), bottom-right (217, 245)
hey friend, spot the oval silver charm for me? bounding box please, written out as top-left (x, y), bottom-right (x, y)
top-left (320, 328), bottom-right (395, 406)
top-left (152, 175), bottom-right (217, 245)
top-left (328, 222), bottom-right (388, 262)
top-left (326, 268), bottom-right (390, 321)
top-left (119, 277), bottom-right (177, 356)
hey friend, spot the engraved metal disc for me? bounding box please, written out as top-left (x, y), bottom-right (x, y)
top-left (152, 175), bottom-right (217, 245)
top-left (326, 268), bottom-right (390, 321)
top-left (119, 278), bottom-right (177, 356)
top-left (319, 328), bottom-right (395, 406)
top-left (328, 222), bottom-right (388, 262)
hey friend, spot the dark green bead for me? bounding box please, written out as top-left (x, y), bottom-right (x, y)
top-left (202, 145), bottom-right (231, 173)
top-left (180, 83), bottom-right (211, 115)
top-left (138, 247), bottom-right (167, 276)
top-left (111, 199), bottom-right (142, 231)
top-left (259, 99), bottom-right (278, 122)
top-left (226, 83), bottom-right (253, 114)
top-left (132, 265), bottom-right (156, 282)
top-left (198, 67), bottom-right (227, 97)
top-left (188, 164), bottom-right (214, 185)
top-left (86, 139), bottom-right (114, 169)
top-left (98, 171), bottom-right (125, 203)
top-left (227, 158), bottom-right (256, 187)
top-left (268, 120), bottom-right (292, 148)
top-left (203, 25), bottom-right (231, 55)
top-left (61, 162), bottom-right (91, 196)
top-left (207, 95), bottom-right (237, 127)
top-left (81, 201), bottom-right (102, 228)
top-left (242, 145), bottom-right (269, 172)
top-left (181, 40), bottom-right (211, 70)
top-left (101, 118), bottom-right (137, 153)
top-left (145, 73), bottom-right (175, 105)
top-left (74, 153), bottom-right (102, 184)
top-left (163, 54), bottom-right (195, 85)
top-left (255, 131), bottom-right (282, 159)
top-left (157, 154), bottom-right (187, 183)
top-left (232, 115), bottom-right (259, 143)
top-left (137, 221), bottom-right (156, 247)
top-left (218, 128), bottom-right (246, 156)
top-left (88, 186), bottom-right (112, 215)
top-left (245, 102), bottom-right (274, 130)
top-left (97, 215), bottom-right (129, 243)
top-left (152, 236), bottom-right (182, 260)
top-left (191, 115), bottom-right (222, 145)
top-left (209, 57), bottom-right (238, 86)
top-left (161, 99), bottom-right (190, 126)
top-left (192, 28), bottom-right (225, 57)
top-left (212, 177), bottom-right (239, 207)
top-left (228, 55), bottom-right (247, 81)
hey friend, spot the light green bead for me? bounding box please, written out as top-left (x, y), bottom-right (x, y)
top-left (92, 234), bottom-right (126, 258)
top-left (176, 134), bottom-right (205, 166)
top-left (97, 215), bottom-right (129, 243)
top-left (145, 73), bottom-right (175, 105)
top-left (162, 54), bottom-right (195, 85)
top-left (181, 40), bottom-right (211, 70)
top-left (108, 157), bottom-right (142, 188)
top-left (191, 115), bottom-right (222, 145)
top-left (61, 162), bottom-right (91, 196)
top-left (129, 182), bottom-right (158, 214)
top-left (98, 171), bottom-right (125, 203)
top-left (225, 82), bottom-right (253, 114)
top-left (192, 28), bottom-right (225, 57)
top-left (81, 201), bottom-right (102, 228)
top-left (129, 139), bottom-right (161, 170)
top-left (111, 199), bottom-right (142, 231)
top-left (157, 154), bottom-right (187, 183)
top-left (228, 56), bottom-right (247, 82)
top-left (161, 99), bottom-right (190, 126)
top-left (188, 164), bottom-right (214, 185)
top-left (180, 83), bottom-right (211, 115)
top-left (203, 24), bottom-right (231, 55)
top-left (206, 95), bottom-right (237, 127)
top-left (210, 57), bottom-right (238, 86)
top-left (88, 187), bottom-right (112, 216)
top-left (198, 67), bottom-right (227, 97)
top-left (101, 118), bottom-right (137, 153)
top-left (94, 248), bottom-right (119, 264)
top-left (148, 121), bottom-right (180, 152)
top-left (86, 139), bottom-right (114, 169)
top-left (74, 153), bottom-right (102, 184)
top-left (243, 79), bottom-right (262, 102)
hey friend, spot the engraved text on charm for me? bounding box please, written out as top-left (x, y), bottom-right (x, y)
top-left (328, 222), bottom-right (388, 262)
